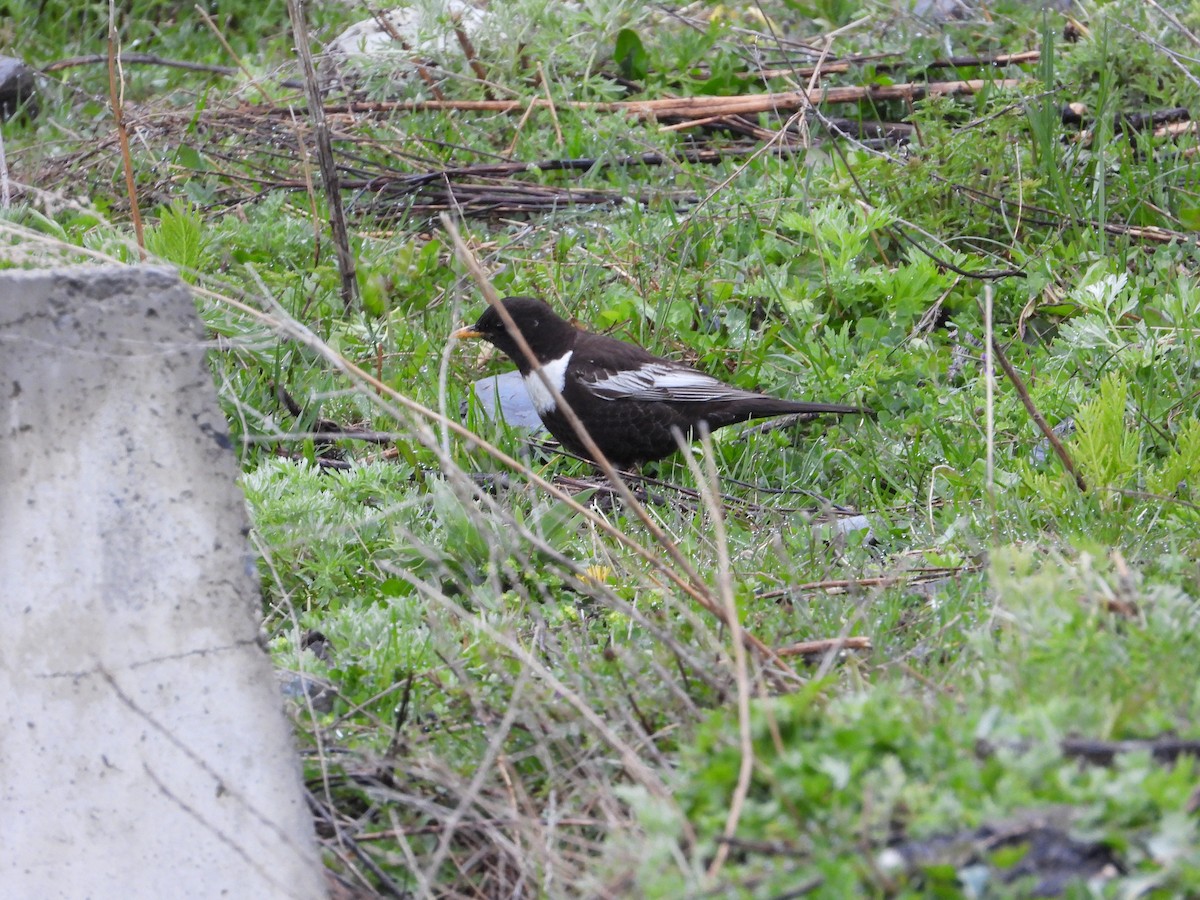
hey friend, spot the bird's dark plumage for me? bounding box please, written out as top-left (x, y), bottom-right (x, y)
top-left (454, 296), bottom-right (866, 468)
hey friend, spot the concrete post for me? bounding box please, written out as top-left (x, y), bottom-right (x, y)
top-left (0, 266), bottom-right (325, 898)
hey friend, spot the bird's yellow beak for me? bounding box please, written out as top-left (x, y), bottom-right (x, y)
top-left (452, 326), bottom-right (483, 340)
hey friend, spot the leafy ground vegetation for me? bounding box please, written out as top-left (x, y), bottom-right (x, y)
top-left (6, 0), bottom-right (1200, 895)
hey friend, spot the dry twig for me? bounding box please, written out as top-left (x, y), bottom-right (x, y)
top-left (286, 0), bottom-right (359, 309)
top-left (106, 2), bottom-right (145, 258)
top-left (776, 636), bottom-right (872, 658)
top-left (988, 333), bottom-right (1086, 492)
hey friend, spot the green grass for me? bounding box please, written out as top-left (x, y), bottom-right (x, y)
top-left (6, 0), bottom-right (1200, 894)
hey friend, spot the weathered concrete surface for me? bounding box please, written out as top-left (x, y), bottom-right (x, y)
top-left (0, 267), bottom-right (324, 898)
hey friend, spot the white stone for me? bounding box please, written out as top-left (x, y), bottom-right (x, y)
top-left (470, 370), bottom-right (545, 429)
top-left (328, 0), bottom-right (492, 62)
top-left (0, 266), bottom-right (324, 898)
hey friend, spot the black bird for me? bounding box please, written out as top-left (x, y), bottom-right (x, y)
top-left (454, 296), bottom-right (866, 468)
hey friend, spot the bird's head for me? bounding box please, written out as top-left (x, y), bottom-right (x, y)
top-left (453, 296), bottom-right (577, 368)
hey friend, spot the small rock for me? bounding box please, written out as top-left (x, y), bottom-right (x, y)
top-left (327, 0), bottom-right (492, 64)
top-left (278, 671), bottom-right (336, 714)
top-left (0, 56), bottom-right (38, 121)
top-left (466, 370), bottom-right (546, 430)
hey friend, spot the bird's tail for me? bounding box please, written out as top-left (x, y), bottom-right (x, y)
top-left (758, 399), bottom-right (871, 417)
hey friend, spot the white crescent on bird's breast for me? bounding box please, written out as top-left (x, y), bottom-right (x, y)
top-left (522, 351), bottom-right (572, 414)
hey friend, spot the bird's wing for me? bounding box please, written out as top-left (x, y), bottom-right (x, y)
top-left (582, 362), bottom-right (753, 403)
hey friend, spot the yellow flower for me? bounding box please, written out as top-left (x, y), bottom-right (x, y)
top-left (581, 565), bottom-right (612, 586)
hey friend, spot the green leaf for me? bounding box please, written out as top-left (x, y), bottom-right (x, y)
top-left (145, 200), bottom-right (210, 280)
top-left (614, 28), bottom-right (648, 81)
top-left (1178, 203), bottom-right (1200, 231)
top-left (1073, 373), bottom-right (1139, 494)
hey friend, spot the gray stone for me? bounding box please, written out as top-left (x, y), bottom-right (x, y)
top-left (0, 266), bottom-right (324, 898)
top-left (469, 369), bottom-right (546, 430)
top-left (0, 55), bottom-right (37, 120)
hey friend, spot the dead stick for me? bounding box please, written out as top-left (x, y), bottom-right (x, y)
top-left (989, 334), bottom-right (1087, 492)
top-left (1062, 736), bottom-right (1200, 765)
top-left (922, 50), bottom-right (1042, 70)
top-left (946, 178), bottom-right (1198, 246)
top-left (225, 78), bottom-right (1021, 121)
top-left (0, 127), bottom-right (9, 208)
top-left (452, 20), bottom-right (492, 100)
top-left (759, 566), bottom-right (982, 599)
top-left (45, 52), bottom-right (239, 75)
top-left (726, 49), bottom-right (1042, 83)
top-left (777, 636), bottom-right (871, 658)
top-left (286, 0), bottom-right (359, 310)
top-left (106, 2), bottom-right (145, 258)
